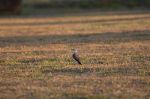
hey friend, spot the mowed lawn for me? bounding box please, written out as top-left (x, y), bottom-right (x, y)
top-left (0, 9), bottom-right (150, 99)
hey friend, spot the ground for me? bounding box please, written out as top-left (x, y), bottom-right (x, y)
top-left (0, 9), bottom-right (150, 99)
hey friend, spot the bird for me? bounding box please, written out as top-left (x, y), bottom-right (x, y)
top-left (72, 49), bottom-right (82, 65)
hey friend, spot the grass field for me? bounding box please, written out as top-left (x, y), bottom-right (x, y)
top-left (0, 9), bottom-right (150, 99)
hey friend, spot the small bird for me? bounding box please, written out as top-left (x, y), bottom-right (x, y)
top-left (72, 49), bottom-right (82, 65)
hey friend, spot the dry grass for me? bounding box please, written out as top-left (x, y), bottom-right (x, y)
top-left (0, 9), bottom-right (150, 99)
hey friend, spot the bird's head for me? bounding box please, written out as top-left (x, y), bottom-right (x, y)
top-left (71, 48), bottom-right (78, 53)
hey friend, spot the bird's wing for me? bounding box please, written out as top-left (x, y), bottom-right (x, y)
top-left (72, 53), bottom-right (82, 64)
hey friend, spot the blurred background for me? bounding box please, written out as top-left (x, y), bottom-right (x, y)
top-left (0, 0), bottom-right (150, 99)
top-left (0, 0), bottom-right (150, 15)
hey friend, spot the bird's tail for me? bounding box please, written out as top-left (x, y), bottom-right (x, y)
top-left (78, 61), bottom-right (82, 65)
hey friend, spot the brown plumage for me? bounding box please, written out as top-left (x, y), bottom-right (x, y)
top-left (72, 49), bottom-right (82, 65)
